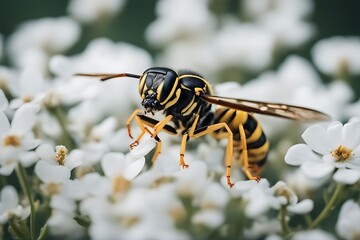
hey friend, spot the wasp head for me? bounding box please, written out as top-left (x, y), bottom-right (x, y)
top-left (139, 67), bottom-right (179, 114)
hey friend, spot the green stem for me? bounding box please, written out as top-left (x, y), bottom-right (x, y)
top-left (280, 205), bottom-right (291, 239)
top-left (310, 183), bottom-right (344, 229)
top-left (48, 106), bottom-right (76, 149)
top-left (15, 163), bottom-right (36, 240)
top-left (9, 219), bottom-right (27, 239)
top-left (37, 223), bottom-right (48, 240)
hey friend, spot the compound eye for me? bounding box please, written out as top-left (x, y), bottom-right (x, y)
top-left (159, 70), bottom-right (179, 104)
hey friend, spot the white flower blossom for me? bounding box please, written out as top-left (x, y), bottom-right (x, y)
top-left (8, 17), bottom-right (80, 70)
top-left (145, 0), bottom-right (215, 47)
top-left (336, 200), bottom-right (360, 240)
top-left (68, 0), bottom-right (126, 23)
top-left (312, 36), bottom-right (360, 76)
top-left (0, 186), bottom-right (30, 224)
top-left (0, 103), bottom-right (40, 175)
top-left (285, 120), bottom-right (360, 184)
top-left (292, 229), bottom-right (336, 240)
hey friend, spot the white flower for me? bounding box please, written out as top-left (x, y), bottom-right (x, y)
top-left (271, 181), bottom-right (313, 214)
top-left (336, 200), bottom-right (360, 240)
top-left (145, 0), bottom-right (215, 47)
top-left (233, 179), bottom-right (279, 218)
top-left (0, 104), bottom-right (40, 175)
top-left (101, 152), bottom-right (146, 196)
top-left (242, 0), bottom-right (313, 21)
top-left (285, 120), bottom-right (360, 184)
top-left (292, 229), bottom-right (336, 240)
top-left (8, 17), bottom-right (80, 70)
top-left (0, 89), bottom-right (8, 111)
top-left (0, 186), bottom-right (30, 224)
top-left (68, 0), bottom-right (126, 23)
top-left (36, 144), bottom-right (83, 170)
top-left (9, 68), bottom-right (47, 109)
top-left (213, 22), bottom-right (275, 71)
top-left (47, 210), bottom-right (86, 238)
top-left (312, 36), bottom-right (360, 76)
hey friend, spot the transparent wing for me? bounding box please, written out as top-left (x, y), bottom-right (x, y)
top-left (201, 94), bottom-right (330, 121)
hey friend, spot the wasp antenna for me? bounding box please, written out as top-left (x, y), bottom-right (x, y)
top-left (74, 73), bottom-right (141, 81)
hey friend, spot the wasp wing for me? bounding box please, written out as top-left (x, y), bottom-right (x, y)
top-left (200, 94), bottom-right (330, 121)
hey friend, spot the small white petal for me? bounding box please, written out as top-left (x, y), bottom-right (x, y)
top-left (36, 144), bottom-right (55, 164)
top-left (10, 103), bottom-right (40, 135)
top-left (0, 163), bottom-right (16, 176)
top-left (284, 144), bottom-right (321, 166)
top-left (82, 173), bottom-right (111, 197)
top-left (50, 195), bottom-right (76, 214)
top-left (19, 151), bottom-right (39, 167)
top-left (293, 230), bottom-right (336, 240)
top-left (101, 152), bottom-right (126, 178)
top-left (64, 149), bottom-right (84, 170)
top-left (1, 186), bottom-right (19, 210)
top-left (123, 155), bottom-right (145, 181)
top-left (301, 160), bottom-right (334, 179)
top-left (61, 179), bottom-right (87, 200)
top-left (192, 209), bottom-right (224, 228)
top-left (129, 138), bottom-right (157, 159)
top-left (333, 168), bottom-right (360, 184)
top-left (0, 111), bottom-right (10, 138)
top-left (287, 199), bottom-right (314, 214)
top-left (302, 125), bottom-right (331, 154)
top-left (35, 160), bottom-right (70, 183)
top-left (342, 121), bottom-right (360, 149)
top-left (0, 90), bottom-right (8, 111)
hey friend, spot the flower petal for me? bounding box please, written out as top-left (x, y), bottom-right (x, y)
top-left (124, 155), bottom-right (145, 181)
top-left (0, 111), bottom-right (10, 138)
top-left (35, 160), bottom-right (70, 183)
top-left (285, 144), bottom-right (321, 166)
top-left (287, 199), bottom-right (314, 214)
top-left (36, 144), bottom-right (55, 164)
top-left (1, 186), bottom-right (19, 210)
top-left (101, 152), bottom-right (126, 178)
top-left (333, 168), bottom-right (360, 184)
top-left (302, 125), bottom-right (331, 154)
top-left (10, 103), bottom-right (40, 135)
top-left (129, 138), bottom-right (156, 159)
top-left (301, 160), bottom-right (334, 179)
top-left (64, 149), bottom-right (84, 170)
top-left (0, 89), bottom-right (8, 111)
top-left (342, 121), bottom-right (360, 149)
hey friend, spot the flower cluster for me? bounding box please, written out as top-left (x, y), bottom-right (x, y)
top-left (0, 0), bottom-right (359, 239)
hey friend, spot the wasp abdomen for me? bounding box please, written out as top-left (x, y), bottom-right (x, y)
top-left (212, 107), bottom-right (269, 174)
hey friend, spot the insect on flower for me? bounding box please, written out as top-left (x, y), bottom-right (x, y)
top-left (75, 67), bottom-right (329, 187)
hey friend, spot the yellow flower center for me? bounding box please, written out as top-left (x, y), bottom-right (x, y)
top-left (3, 135), bottom-right (21, 147)
top-left (331, 145), bottom-right (352, 162)
top-left (55, 145), bottom-right (68, 165)
top-left (112, 175), bottom-right (130, 194)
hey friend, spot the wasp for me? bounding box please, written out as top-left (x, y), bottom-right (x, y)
top-left (76, 67), bottom-right (329, 187)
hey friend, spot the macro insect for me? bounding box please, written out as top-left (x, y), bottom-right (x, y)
top-left (76, 67), bottom-right (329, 187)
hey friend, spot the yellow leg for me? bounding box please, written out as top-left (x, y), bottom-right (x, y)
top-left (151, 141), bottom-right (162, 164)
top-left (239, 124), bottom-right (260, 182)
top-left (151, 115), bottom-right (174, 137)
top-left (126, 109), bottom-right (142, 139)
top-left (129, 115), bottom-right (153, 150)
top-left (181, 114), bottom-right (235, 187)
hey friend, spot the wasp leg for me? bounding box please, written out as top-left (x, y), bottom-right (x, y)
top-left (129, 116), bottom-right (153, 150)
top-left (129, 114), bottom-right (178, 164)
top-left (182, 114), bottom-right (235, 188)
top-left (239, 124), bottom-right (260, 182)
top-left (126, 109), bottom-right (142, 139)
